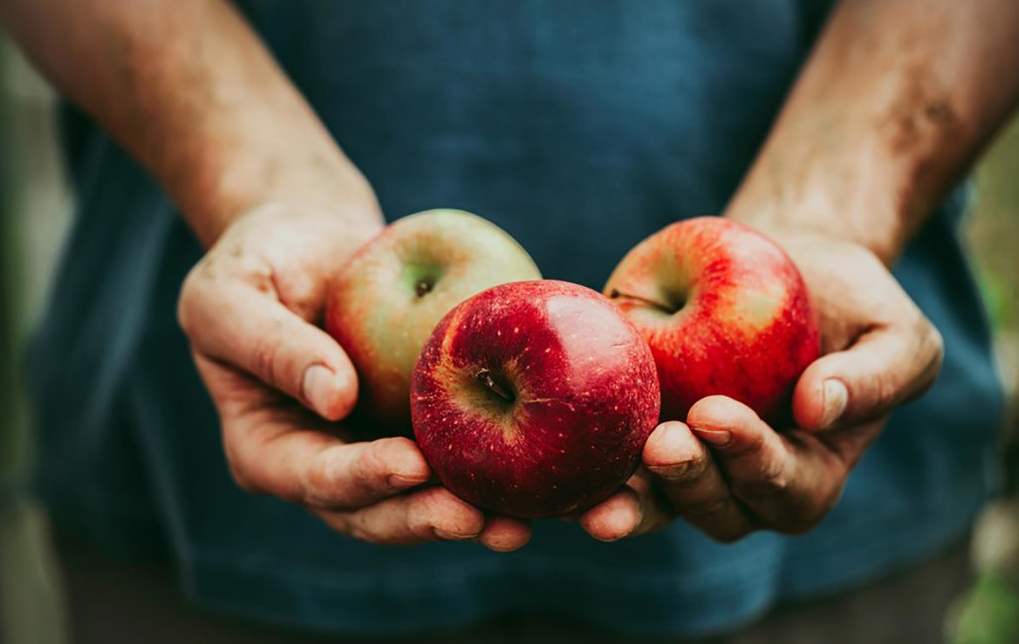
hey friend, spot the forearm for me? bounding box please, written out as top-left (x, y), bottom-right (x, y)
top-left (0, 0), bottom-right (381, 246)
top-left (727, 0), bottom-right (1019, 263)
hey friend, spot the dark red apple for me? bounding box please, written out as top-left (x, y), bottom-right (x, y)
top-left (604, 217), bottom-right (820, 424)
top-left (411, 280), bottom-right (660, 518)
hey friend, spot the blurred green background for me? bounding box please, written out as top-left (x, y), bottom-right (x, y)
top-left (0, 34), bottom-right (73, 644)
top-left (0, 33), bottom-right (1016, 644)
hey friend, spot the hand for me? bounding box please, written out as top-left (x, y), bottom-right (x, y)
top-left (579, 227), bottom-right (943, 542)
top-left (177, 203), bottom-right (531, 550)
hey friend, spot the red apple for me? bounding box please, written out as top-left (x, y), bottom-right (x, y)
top-left (411, 280), bottom-right (661, 518)
top-left (604, 217), bottom-right (820, 424)
top-left (326, 209), bottom-right (540, 433)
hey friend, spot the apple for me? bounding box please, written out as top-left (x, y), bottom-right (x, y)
top-left (603, 217), bottom-right (820, 424)
top-left (411, 280), bottom-right (661, 518)
top-left (325, 209), bottom-right (541, 432)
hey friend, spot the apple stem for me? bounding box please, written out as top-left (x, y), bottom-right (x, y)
top-left (477, 368), bottom-right (515, 403)
top-left (415, 279), bottom-right (434, 297)
top-left (608, 288), bottom-right (676, 314)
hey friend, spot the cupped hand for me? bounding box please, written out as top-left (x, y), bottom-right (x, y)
top-left (177, 203), bottom-right (531, 551)
top-left (580, 227), bottom-right (943, 542)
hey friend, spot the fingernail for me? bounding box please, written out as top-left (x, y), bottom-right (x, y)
top-left (434, 528), bottom-right (473, 541)
top-left (691, 426), bottom-right (731, 446)
top-left (647, 460), bottom-right (696, 480)
top-left (482, 538), bottom-right (521, 553)
top-left (820, 379), bottom-right (849, 429)
top-left (387, 473), bottom-right (428, 488)
top-left (302, 365), bottom-right (336, 417)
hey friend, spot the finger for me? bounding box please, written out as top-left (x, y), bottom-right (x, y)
top-left (687, 396), bottom-right (845, 532)
top-left (241, 434), bottom-right (430, 510)
top-left (624, 469), bottom-right (674, 536)
top-left (643, 420), bottom-right (755, 542)
top-left (476, 516), bottom-right (532, 552)
top-left (793, 318), bottom-right (943, 431)
top-left (578, 471), bottom-right (671, 541)
top-left (179, 270), bottom-right (357, 420)
top-left (579, 487), bottom-right (643, 542)
top-left (206, 373), bottom-right (431, 509)
top-left (314, 487), bottom-right (485, 546)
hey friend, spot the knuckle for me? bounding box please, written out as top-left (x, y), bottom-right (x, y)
top-left (301, 468), bottom-right (329, 506)
top-left (729, 456), bottom-right (790, 501)
top-left (326, 513), bottom-right (353, 535)
top-left (925, 323), bottom-right (944, 357)
top-left (685, 497), bottom-right (733, 523)
top-left (874, 371), bottom-right (901, 410)
top-left (339, 512), bottom-right (392, 546)
top-left (345, 441), bottom-right (398, 499)
top-left (409, 519), bottom-right (435, 541)
top-left (359, 439), bottom-right (396, 482)
top-left (749, 466), bottom-right (791, 497)
top-left (302, 454), bottom-right (345, 509)
top-left (859, 365), bottom-right (898, 414)
top-left (413, 486), bottom-right (449, 513)
top-left (921, 325), bottom-right (945, 380)
top-left (220, 425), bottom-right (258, 493)
top-left (726, 433), bottom-right (767, 461)
top-left (277, 272), bottom-right (320, 319)
top-left (406, 504), bottom-right (436, 540)
top-left (250, 336), bottom-right (283, 385)
top-left (336, 516), bottom-right (382, 544)
top-left (303, 448), bottom-right (381, 512)
top-left (238, 253), bottom-right (277, 295)
top-left (225, 457), bottom-right (260, 494)
top-left (819, 480), bottom-right (847, 516)
top-left (176, 267), bottom-right (206, 336)
top-left (350, 527), bottom-right (385, 545)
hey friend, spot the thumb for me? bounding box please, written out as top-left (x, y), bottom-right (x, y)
top-left (178, 276), bottom-right (358, 420)
top-left (792, 321), bottom-right (943, 431)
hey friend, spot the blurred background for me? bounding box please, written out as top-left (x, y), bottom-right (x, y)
top-left (0, 31), bottom-right (1017, 644)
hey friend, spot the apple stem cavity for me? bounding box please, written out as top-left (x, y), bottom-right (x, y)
top-left (415, 278), bottom-right (434, 297)
top-left (608, 288), bottom-right (679, 314)
top-left (477, 368), bottom-right (515, 404)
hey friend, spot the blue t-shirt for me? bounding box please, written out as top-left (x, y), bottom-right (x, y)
top-left (30, 1), bottom-right (1003, 637)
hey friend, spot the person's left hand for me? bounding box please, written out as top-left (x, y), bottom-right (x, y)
top-left (579, 225), bottom-right (944, 542)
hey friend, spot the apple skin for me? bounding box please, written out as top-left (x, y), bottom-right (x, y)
top-left (604, 217), bottom-right (820, 425)
top-left (325, 209), bottom-right (541, 433)
top-left (411, 280), bottom-right (661, 519)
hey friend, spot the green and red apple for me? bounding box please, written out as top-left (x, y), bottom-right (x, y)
top-left (411, 280), bottom-right (661, 518)
top-left (604, 217), bottom-right (820, 424)
top-left (325, 209), bottom-right (541, 432)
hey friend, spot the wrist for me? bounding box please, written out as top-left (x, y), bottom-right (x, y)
top-left (724, 150), bottom-right (917, 265)
top-left (180, 145), bottom-right (384, 247)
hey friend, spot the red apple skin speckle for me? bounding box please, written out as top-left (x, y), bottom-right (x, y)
top-left (604, 217), bottom-right (821, 425)
top-left (411, 280), bottom-right (661, 519)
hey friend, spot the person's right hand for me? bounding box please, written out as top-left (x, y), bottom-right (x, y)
top-left (177, 203), bottom-right (532, 550)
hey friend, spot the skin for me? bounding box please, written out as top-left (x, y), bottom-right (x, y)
top-left (1, 0), bottom-right (529, 551)
top-left (3, 0), bottom-right (1018, 548)
top-left (411, 281), bottom-right (660, 518)
top-left (579, 0), bottom-right (1019, 542)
